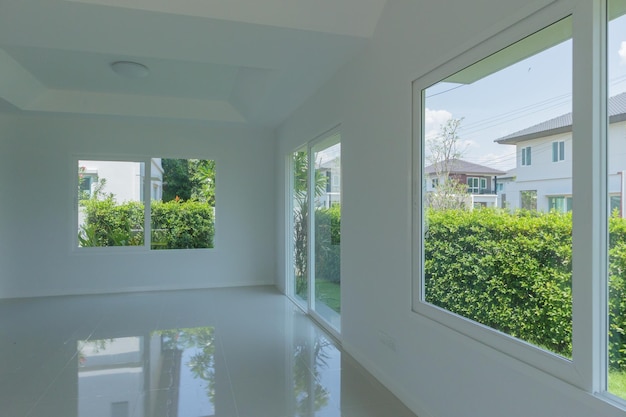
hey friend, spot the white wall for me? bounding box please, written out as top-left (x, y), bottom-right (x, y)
top-left (0, 113), bottom-right (276, 298)
top-left (277, 0), bottom-right (625, 416)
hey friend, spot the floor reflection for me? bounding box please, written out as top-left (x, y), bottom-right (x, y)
top-left (0, 287), bottom-right (417, 417)
top-left (78, 328), bottom-right (217, 417)
top-left (78, 337), bottom-right (144, 417)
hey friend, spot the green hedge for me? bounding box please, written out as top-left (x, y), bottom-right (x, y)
top-left (315, 205), bottom-right (341, 283)
top-left (425, 208), bottom-right (626, 369)
top-left (425, 209), bottom-right (572, 356)
top-left (79, 198), bottom-right (214, 249)
top-left (79, 199), bottom-right (144, 247)
top-left (151, 200), bottom-right (214, 249)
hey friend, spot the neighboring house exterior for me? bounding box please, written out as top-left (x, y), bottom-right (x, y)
top-left (495, 169), bottom-right (517, 209)
top-left (316, 156), bottom-right (341, 209)
top-left (495, 92), bottom-right (626, 214)
top-left (79, 158), bottom-right (164, 203)
top-left (424, 158), bottom-right (506, 208)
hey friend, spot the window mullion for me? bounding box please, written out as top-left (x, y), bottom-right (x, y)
top-left (571, 0), bottom-right (607, 392)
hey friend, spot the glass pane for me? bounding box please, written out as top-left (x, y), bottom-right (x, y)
top-left (607, 0), bottom-right (626, 398)
top-left (422, 17), bottom-right (572, 357)
top-left (77, 160), bottom-right (145, 247)
top-left (152, 159), bottom-right (215, 249)
top-left (313, 135), bottom-right (341, 330)
top-left (292, 149), bottom-right (309, 304)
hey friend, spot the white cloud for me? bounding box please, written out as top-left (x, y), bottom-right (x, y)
top-left (424, 108), bottom-right (452, 139)
top-left (618, 41), bottom-right (626, 65)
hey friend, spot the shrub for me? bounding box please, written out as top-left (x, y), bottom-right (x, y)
top-left (315, 205), bottom-right (341, 283)
top-left (423, 209), bottom-right (626, 368)
top-left (79, 198), bottom-right (214, 249)
top-left (424, 209), bottom-right (573, 356)
top-left (151, 200), bottom-right (214, 249)
top-left (80, 198), bottom-right (144, 246)
top-left (609, 215), bottom-right (626, 369)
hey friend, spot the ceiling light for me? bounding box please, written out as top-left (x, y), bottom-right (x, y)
top-left (110, 61), bottom-right (150, 78)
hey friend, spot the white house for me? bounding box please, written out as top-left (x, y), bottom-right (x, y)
top-left (317, 156), bottom-right (341, 209)
top-left (79, 158), bottom-right (164, 203)
top-left (495, 92), bottom-right (626, 214)
top-left (424, 158), bottom-right (506, 208)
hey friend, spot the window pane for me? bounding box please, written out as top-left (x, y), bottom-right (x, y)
top-left (607, 0), bottom-right (626, 398)
top-left (422, 17), bottom-right (572, 357)
top-left (313, 136), bottom-right (341, 330)
top-left (152, 159), bottom-right (215, 249)
top-left (291, 149), bottom-right (309, 304)
top-left (77, 160), bottom-right (145, 247)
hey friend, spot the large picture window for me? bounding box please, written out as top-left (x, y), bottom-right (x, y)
top-left (415, 17), bottom-right (573, 359)
top-left (77, 158), bottom-right (215, 250)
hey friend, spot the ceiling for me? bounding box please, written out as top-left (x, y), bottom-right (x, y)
top-left (0, 0), bottom-right (388, 126)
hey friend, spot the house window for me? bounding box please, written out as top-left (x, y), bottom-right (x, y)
top-left (548, 196), bottom-right (572, 213)
top-left (77, 158), bottom-right (215, 250)
top-left (610, 195), bottom-right (621, 216)
top-left (431, 178), bottom-right (439, 188)
top-left (521, 146), bottom-right (532, 166)
top-left (520, 190), bottom-right (538, 211)
top-left (332, 174), bottom-right (340, 191)
top-left (467, 177), bottom-right (480, 193)
top-left (467, 177), bottom-right (488, 194)
top-left (415, 16), bottom-right (573, 368)
top-left (552, 141), bottom-right (565, 162)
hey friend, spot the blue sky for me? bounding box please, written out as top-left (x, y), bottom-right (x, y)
top-left (423, 14), bottom-right (626, 171)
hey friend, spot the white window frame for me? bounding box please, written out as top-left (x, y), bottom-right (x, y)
top-left (412, 1), bottom-right (606, 397)
top-left (553, 140), bottom-right (566, 162)
top-left (521, 146), bottom-right (532, 166)
top-left (467, 176), bottom-right (480, 193)
top-left (73, 155), bottom-right (217, 252)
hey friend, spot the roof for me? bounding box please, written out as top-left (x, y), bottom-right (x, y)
top-left (424, 158), bottom-right (506, 176)
top-left (495, 92), bottom-right (626, 144)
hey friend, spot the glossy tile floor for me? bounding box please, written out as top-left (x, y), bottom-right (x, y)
top-left (1, 286), bottom-right (418, 417)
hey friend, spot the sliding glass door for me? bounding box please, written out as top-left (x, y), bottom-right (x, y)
top-left (311, 134), bottom-right (341, 330)
top-left (288, 131), bottom-right (341, 332)
top-left (290, 147), bottom-right (309, 308)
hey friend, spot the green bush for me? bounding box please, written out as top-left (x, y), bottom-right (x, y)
top-left (609, 215), bottom-right (626, 369)
top-left (424, 208), bottom-right (626, 369)
top-left (315, 205), bottom-right (341, 283)
top-left (424, 209), bottom-right (573, 356)
top-left (79, 198), bottom-right (214, 249)
top-left (151, 200), bottom-right (214, 249)
top-left (80, 198), bottom-right (144, 247)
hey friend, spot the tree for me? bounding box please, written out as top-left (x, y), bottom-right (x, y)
top-left (162, 159), bottom-right (192, 201)
top-left (162, 159), bottom-right (215, 205)
top-left (292, 151), bottom-right (327, 296)
top-left (190, 159), bottom-right (216, 206)
top-left (426, 117), bottom-right (471, 210)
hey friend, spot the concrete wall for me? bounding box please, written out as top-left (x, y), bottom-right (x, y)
top-left (0, 113), bottom-right (276, 298)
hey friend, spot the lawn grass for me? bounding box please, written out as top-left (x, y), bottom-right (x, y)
top-left (609, 370), bottom-right (626, 399)
top-left (315, 279), bottom-right (341, 313)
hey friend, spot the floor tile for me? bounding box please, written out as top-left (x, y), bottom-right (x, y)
top-left (0, 286), bottom-right (419, 417)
